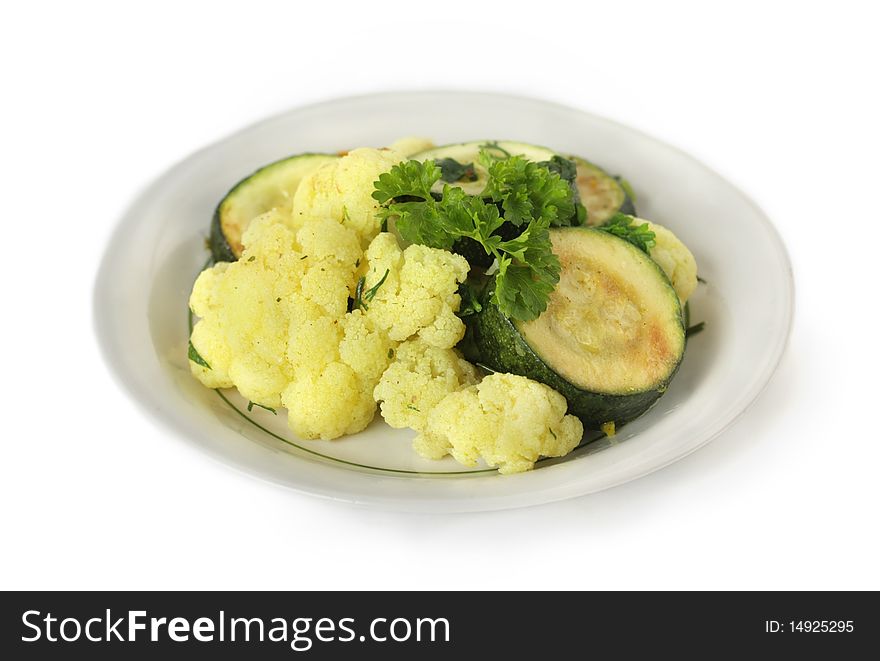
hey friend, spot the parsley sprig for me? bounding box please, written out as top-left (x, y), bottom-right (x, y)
top-left (373, 154), bottom-right (575, 321)
top-left (188, 340), bottom-right (211, 369)
top-left (598, 213), bottom-right (656, 253)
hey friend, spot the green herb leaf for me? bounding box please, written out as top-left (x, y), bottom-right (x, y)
top-left (436, 158), bottom-right (478, 183)
top-left (372, 159), bottom-right (441, 203)
top-left (247, 401), bottom-right (277, 414)
top-left (478, 141), bottom-right (512, 160)
top-left (354, 269), bottom-right (390, 311)
top-left (686, 321), bottom-right (706, 338)
top-left (388, 200), bottom-right (453, 250)
top-left (483, 156), bottom-right (576, 227)
top-left (457, 283), bottom-right (484, 317)
top-left (188, 340), bottom-right (211, 369)
top-left (599, 213), bottom-right (657, 253)
top-left (353, 276), bottom-right (366, 310)
top-left (363, 269), bottom-right (390, 303)
top-left (492, 237), bottom-right (560, 322)
top-left (537, 155), bottom-right (578, 183)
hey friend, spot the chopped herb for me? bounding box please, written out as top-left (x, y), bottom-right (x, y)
top-left (387, 348), bottom-right (394, 359)
top-left (341, 206), bottom-right (351, 223)
top-left (598, 213), bottom-right (656, 253)
top-left (478, 140), bottom-right (512, 159)
top-left (686, 321), bottom-right (706, 338)
top-left (697, 275), bottom-right (707, 284)
top-left (406, 405), bottom-right (421, 412)
top-left (353, 276), bottom-right (366, 310)
top-left (188, 340), bottom-right (211, 369)
top-left (457, 282), bottom-right (483, 317)
top-left (276, 297), bottom-right (282, 302)
top-left (247, 401), bottom-right (277, 414)
top-left (537, 155), bottom-right (578, 183)
top-left (247, 256), bottom-right (256, 262)
top-left (355, 258), bottom-right (360, 268)
top-left (365, 270), bottom-right (389, 304)
top-left (436, 157), bottom-right (478, 183)
top-left (300, 255), bottom-right (308, 260)
top-left (352, 269), bottom-right (390, 311)
top-left (549, 428), bottom-right (557, 440)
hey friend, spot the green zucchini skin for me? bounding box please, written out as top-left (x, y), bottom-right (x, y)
top-left (209, 208), bottom-right (237, 263)
top-left (469, 301), bottom-right (675, 427)
top-left (210, 153), bottom-right (337, 262)
top-left (618, 192), bottom-right (637, 217)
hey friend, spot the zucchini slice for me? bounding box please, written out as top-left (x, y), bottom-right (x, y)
top-left (471, 227), bottom-right (685, 427)
top-left (571, 157), bottom-right (636, 226)
top-left (412, 140), bottom-right (559, 195)
top-left (210, 153), bottom-right (337, 261)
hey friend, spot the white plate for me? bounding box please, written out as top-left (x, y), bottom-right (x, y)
top-left (94, 91), bottom-right (793, 512)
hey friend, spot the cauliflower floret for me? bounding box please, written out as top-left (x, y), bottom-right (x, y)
top-left (282, 362), bottom-right (376, 440)
top-left (286, 297), bottom-right (343, 370)
top-left (188, 317), bottom-right (233, 390)
top-left (413, 374), bottom-right (583, 474)
top-left (189, 262), bottom-right (235, 388)
top-left (373, 338), bottom-right (477, 431)
top-left (363, 233), bottom-right (470, 348)
top-left (282, 305), bottom-right (395, 441)
top-left (282, 300), bottom-right (387, 440)
top-left (291, 147), bottom-right (403, 246)
top-left (632, 217), bottom-right (698, 304)
top-left (188, 213), bottom-right (362, 411)
top-left (339, 310), bottom-right (396, 382)
top-left (296, 216), bottom-right (362, 269)
top-left (188, 230), bottom-right (300, 407)
top-left (387, 136), bottom-right (434, 157)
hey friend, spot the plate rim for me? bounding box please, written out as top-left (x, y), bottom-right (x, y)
top-left (93, 90), bottom-right (795, 512)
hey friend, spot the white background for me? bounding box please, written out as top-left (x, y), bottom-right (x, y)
top-left (2, 1), bottom-right (878, 590)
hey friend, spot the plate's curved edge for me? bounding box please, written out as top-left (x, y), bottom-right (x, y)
top-left (92, 90), bottom-right (796, 513)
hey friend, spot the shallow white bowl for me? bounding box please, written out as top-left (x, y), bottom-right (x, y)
top-left (94, 91), bottom-right (793, 512)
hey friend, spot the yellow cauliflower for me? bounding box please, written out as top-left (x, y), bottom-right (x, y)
top-left (291, 147), bottom-right (403, 246)
top-left (282, 362), bottom-right (377, 440)
top-left (413, 374), bottom-right (584, 474)
top-left (362, 233), bottom-right (470, 349)
top-left (387, 136), bottom-right (434, 156)
top-left (373, 338), bottom-right (477, 432)
top-left (189, 219), bottom-right (307, 407)
top-left (189, 213), bottom-right (365, 418)
top-left (632, 217), bottom-right (698, 304)
top-left (280, 231), bottom-right (470, 439)
top-left (282, 307), bottom-right (394, 440)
